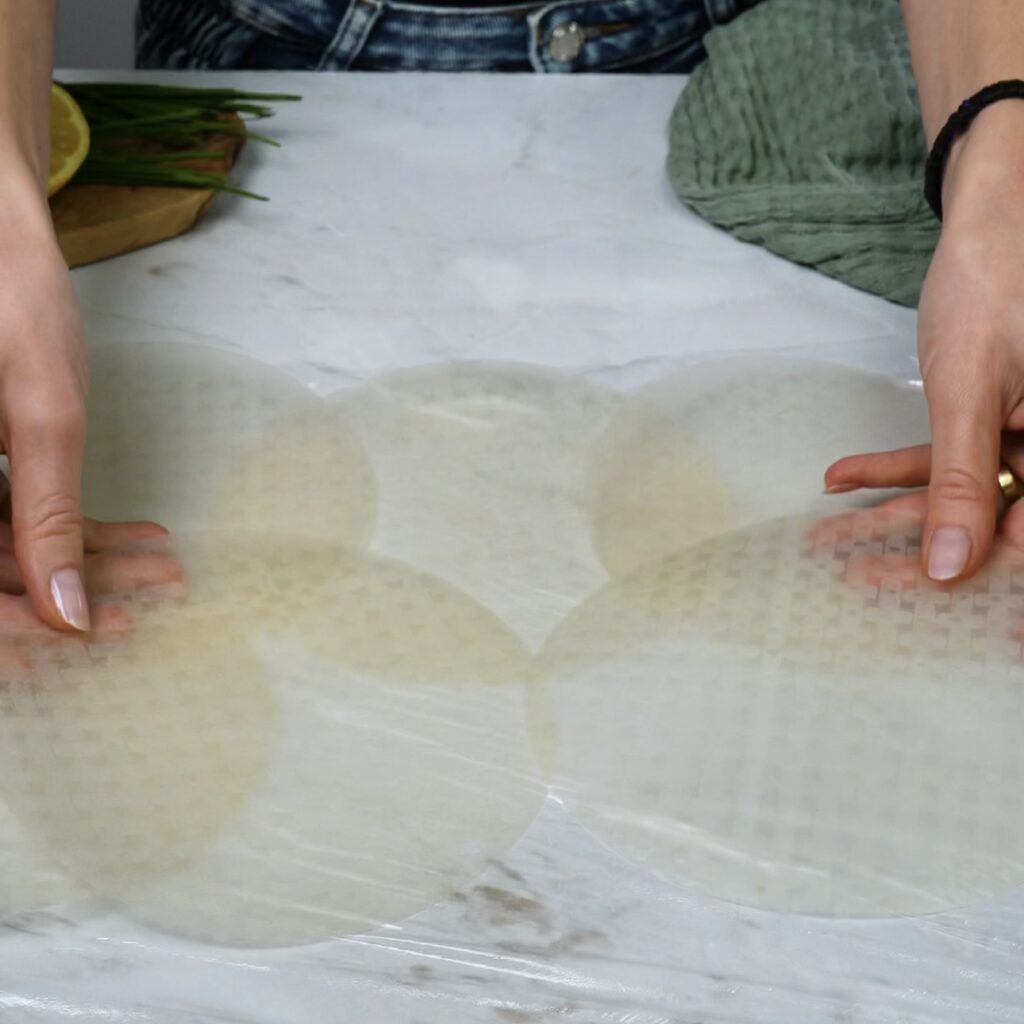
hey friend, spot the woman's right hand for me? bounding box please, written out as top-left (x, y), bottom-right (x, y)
top-left (0, 511), bottom-right (182, 640)
top-left (0, 167), bottom-right (92, 632)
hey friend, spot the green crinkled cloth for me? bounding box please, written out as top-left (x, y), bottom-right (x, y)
top-left (667, 0), bottom-right (938, 307)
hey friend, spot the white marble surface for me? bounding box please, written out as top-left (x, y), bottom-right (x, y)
top-left (4, 70), bottom-right (1015, 1024)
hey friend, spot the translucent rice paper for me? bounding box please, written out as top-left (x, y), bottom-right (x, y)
top-left (536, 511), bottom-right (1024, 916)
top-left (0, 533), bottom-right (544, 947)
top-left (333, 364), bottom-right (621, 651)
top-left (0, 801), bottom-right (84, 916)
top-left (586, 358), bottom-right (929, 576)
top-left (82, 342), bottom-right (378, 546)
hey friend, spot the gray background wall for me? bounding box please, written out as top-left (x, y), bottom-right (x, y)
top-left (55, 0), bottom-right (137, 69)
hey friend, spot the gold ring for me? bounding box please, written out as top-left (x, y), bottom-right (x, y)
top-left (998, 464), bottom-right (1023, 516)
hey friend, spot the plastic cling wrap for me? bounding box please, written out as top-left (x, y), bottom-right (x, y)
top-left (4, 340), bottom-right (1024, 1024)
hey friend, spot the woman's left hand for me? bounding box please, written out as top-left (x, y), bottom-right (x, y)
top-left (825, 434), bottom-right (1024, 559)
top-left (826, 102), bottom-right (1024, 582)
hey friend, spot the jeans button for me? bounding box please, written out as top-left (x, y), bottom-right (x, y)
top-left (548, 21), bottom-right (585, 62)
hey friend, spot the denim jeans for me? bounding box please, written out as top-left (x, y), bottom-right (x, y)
top-left (137, 0), bottom-right (766, 73)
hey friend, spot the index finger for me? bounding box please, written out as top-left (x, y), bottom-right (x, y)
top-left (7, 391), bottom-right (89, 631)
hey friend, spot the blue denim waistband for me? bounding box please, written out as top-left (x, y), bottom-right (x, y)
top-left (137, 0), bottom-right (766, 73)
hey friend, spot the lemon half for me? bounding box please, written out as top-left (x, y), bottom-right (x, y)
top-left (48, 83), bottom-right (90, 197)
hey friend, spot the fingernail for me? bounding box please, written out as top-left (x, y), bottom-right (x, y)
top-left (824, 483), bottom-right (858, 495)
top-left (927, 527), bottom-right (971, 581)
top-left (50, 569), bottom-right (91, 632)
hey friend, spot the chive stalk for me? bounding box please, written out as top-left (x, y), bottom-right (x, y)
top-left (59, 81), bottom-right (300, 199)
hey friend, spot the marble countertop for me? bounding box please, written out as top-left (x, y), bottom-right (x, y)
top-left (3, 70), bottom-right (1015, 1024)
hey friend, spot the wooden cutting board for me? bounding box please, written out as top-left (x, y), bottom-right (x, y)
top-left (50, 126), bottom-right (246, 269)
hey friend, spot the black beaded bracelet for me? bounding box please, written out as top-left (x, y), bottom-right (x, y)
top-left (924, 79), bottom-right (1024, 221)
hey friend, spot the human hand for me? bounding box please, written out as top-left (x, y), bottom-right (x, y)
top-left (807, 496), bottom-right (1024, 647)
top-left (0, 170), bottom-right (93, 630)
top-left (0, 506), bottom-right (182, 679)
top-left (825, 103), bottom-right (1024, 583)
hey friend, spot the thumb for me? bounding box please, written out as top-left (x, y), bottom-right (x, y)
top-left (923, 378), bottom-right (1002, 583)
top-left (8, 401), bottom-right (89, 632)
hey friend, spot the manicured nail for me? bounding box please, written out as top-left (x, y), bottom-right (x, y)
top-left (927, 527), bottom-right (971, 581)
top-left (50, 569), bottom-right (91, 632)
top-left (824, 482), bottom-right (858, 495)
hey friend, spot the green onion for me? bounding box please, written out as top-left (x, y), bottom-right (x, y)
top-left (59, 81), bottom-right (300, 198)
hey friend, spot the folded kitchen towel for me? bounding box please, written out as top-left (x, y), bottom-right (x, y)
top-left (667, 0), bottom-right (938, 307)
